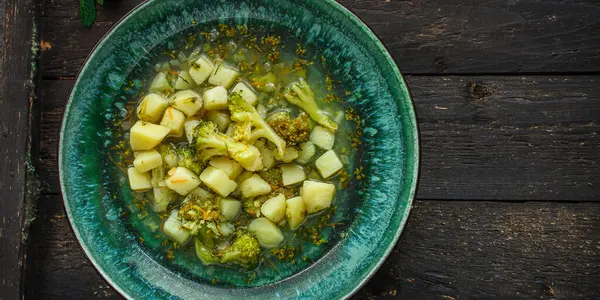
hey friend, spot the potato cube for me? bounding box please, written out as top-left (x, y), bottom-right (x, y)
top-left (218, 222), bottom-right (235, 236)
top-left (133, 149), bottom-right (163, 172)
top-left (149, 72), bottom-right (174, 95)
top-left (184, 118), bottom-right (201, 144)
top-left (281, 164), bottom-right (306, 186)
top-left (159, 144), bottom-right (179, 168)
top-left (296, 142), bottom-right (316, 164)
top-left (209, 156), bottom-right (243, 179)
top-left (173, 70), bottom-right (195, 90)
top-left (261, 194), bottom-right (286, 223)
top-left (315, 150), bottom-right (344, 178)
top-left (248, 217), bottom-right (284, 248)
top-left (240, 174), bottom-right (272, 198)
top-left (168, 90), bottom-right (203, 116)
top-left (163, 210), bottom-right (190, 245)
top-left (310, 126), bottom-right (335, 150)
top-left (160, 107), bottom-right (186, 137)
top-left (276, 147), bottom-right (299, 163)
top-left (203, 86), bottom-right (228, 111)
top-left (218, 197), bottom-right (242, 221)
top-left (235, 171), bottom-right (254, 186)
top-left (205, 110), bottom-right (231, 132)
top-left (231, 82), bottom-right (257, 106)
top-left (301, 180), bottom-right (335, 214)
top-left (127, 167), bottom-right (153, 191)
top-left (130, 121), bottom-right (170, 151)
top-left (286, 196), bottom-right (306, 230)
top-left (188, 55), bottom-right (214, 85)
top-left (199, 166), bottom-right (238, 197)
top-left (165, 167), bottom-right (201, 195)
top-left (152, 187), bottom-right (176, 212)
top-left (208, 62), bottom-right (239, 88)
top-left (136, 93), bottom-right (170, 123)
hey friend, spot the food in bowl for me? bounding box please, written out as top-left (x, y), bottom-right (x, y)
top-left (113, 24), bottom-right (361, 271)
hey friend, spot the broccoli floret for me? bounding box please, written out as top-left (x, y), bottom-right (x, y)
top-left (218, 229), bottom-right (261, 269)
top-left (283, 78), bottom-right (338, 131)
top-left (176, 145), bottom-right (204, 174)
top-left (194, 121), bottom-right (263, 171)
top-left (194, 225), bottom-right (221, 265)
top-left (266, 111), bottom-right (311, 146)
top-left (228, 92), bottom-right (286, 158)
top-left (178, 197), bottom-right (221, 235)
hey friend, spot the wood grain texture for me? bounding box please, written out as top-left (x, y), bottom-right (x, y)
top-left (38, 76), bottom-right (600, 200)
top-left (39, 0), bottom-right (600, 77)
top-left (26, 195), bottom-right (600, 299)
top-left (0, 0), bottom-right (38, 298)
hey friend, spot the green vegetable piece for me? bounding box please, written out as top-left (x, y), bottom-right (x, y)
top-left (283, 78), bottom-right (338, 131)
top-left (79, 0), bottom-right (96, 28)
top-left (218, 229), bottom-right (261, 270)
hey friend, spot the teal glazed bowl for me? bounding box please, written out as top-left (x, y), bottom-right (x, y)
top-left (59, 0), bottom-right (419, 298)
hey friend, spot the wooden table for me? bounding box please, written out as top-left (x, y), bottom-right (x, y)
top-left (1, 0), bottom-right (599, 298)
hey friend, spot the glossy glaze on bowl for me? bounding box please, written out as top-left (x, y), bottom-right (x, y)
top-left (59, 0), bottom-right (419, 298)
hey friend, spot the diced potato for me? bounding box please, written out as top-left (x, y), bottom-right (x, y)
top-left (218, 222), bottom-right (235, 236)
top-left (315, 150), bottom-right (344, 178)
top-left (160, 107), bottom-right (186, 137)
top-left (310, 126), bottom-right (335, 150)
top-left (286, 196), bottom-right (306, 230)
top-left (163, 210), bottom-right (190, 245)
top-left (261, 194), bottom-right (286, 223)
top-left (173, 70), bottom-right (195, 90)
top-left (130, 121), bottom-right (170, 151)
top-left (218, 197), bottom-right (242, 220)
top-left (208, 62), bottom-right (239, 88)
top-left (296, 142), bottom-right (316, 164)
top-left (248, 217), bottom-right (284, 248)
top-left (276, 147), bottom-right (299, 162)
top-left (301, 180), bottom-right (335, 214)
top-left (165, 167), bottom-right (201, 196)
top-left (169, 90), bottom-right (203, 116)
top-left (188, 55), bottom-right (215, 85)
top-left (184, 187), bottom-right (215, 203)
top-left (205, 110), bottom-right (231, 132)
top-left (209, 156), bottom-right (243, 180)
top-left (199, 166), bottom-right (238, 197)
top-left (254, 141), bottom-right (275, 169)
top-left (136, 93), bottom-right (169, 123)
top-left (184, 118), bottom-right (201, 144)
top-left (149, 72), bottom-right (174, 95)
top-left (159, 144), bottom-right (179, 169)
top-left (281, 164), bottom-right (306, 186)
top-left (151, 165), bottom-right (166, 188)
top-left (231, 82), bottom-right (257, 106)
top-left (240, 174), bottom-right (272, 198)
top-left (152, 187), bottom-right (176, 212)
top-left (127, 167), bottom-right (152, 190)
top-left (133, 149), bottom-right (163, 172)
top-left (203, 86), bottom-right (228, 111)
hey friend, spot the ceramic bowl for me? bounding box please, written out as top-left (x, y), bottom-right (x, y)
top-left (59, 0), bottom-right (419, 298)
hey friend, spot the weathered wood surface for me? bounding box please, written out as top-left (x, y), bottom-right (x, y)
top-left (37, 76), bottom-right (600, 200)
top-left (39, 0), bottom-right (600, 77)
top-left (0, 0), bottom-right (39, 298)
top-left (26, 195), bottom-right (600, 299)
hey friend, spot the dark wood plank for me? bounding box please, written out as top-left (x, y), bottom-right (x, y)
top-left (38, 76), bottom-right (600, 200)
top-left (27, 195), bottom-right (600, 299)
top-left (0, 0), bottom-right (39, 297)
top-left (40, 0), bottom-right (600, 77)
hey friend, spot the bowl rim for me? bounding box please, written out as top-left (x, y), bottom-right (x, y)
top-left (59, 0), bottom-right (420, 298)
